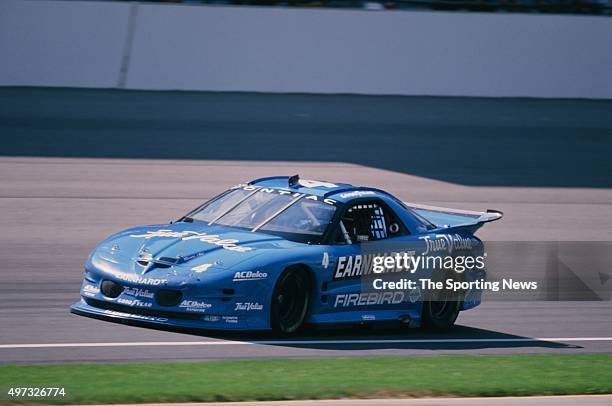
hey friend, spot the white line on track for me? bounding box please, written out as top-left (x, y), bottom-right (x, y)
top-left (1, 337), bottom-right (612, 349)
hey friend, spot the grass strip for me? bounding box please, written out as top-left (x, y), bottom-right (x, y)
top-left (1, 354), bottom-right (611, 404)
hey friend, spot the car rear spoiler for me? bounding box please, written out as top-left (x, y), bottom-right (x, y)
top-left (403, 202), bottom-right (503, 230)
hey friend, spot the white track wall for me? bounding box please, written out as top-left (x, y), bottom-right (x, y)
top-left (0, 0), bottom-right (130, 88)
top-left (2, 0), bottom-right (611, 98)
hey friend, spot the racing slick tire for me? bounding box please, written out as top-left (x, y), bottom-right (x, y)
top-left (422, 269), bottom-right (463, 332)
top-left (270, 266), bottom-right (311, 334)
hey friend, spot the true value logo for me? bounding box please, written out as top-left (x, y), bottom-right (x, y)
top-left (419, 234), bottom-right (478, 255)
top-left (234, 302), bottom-right (263, 311)
top-left (130, 229), bottom-right (252, 252)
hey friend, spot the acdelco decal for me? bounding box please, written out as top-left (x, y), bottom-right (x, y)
top-left (233, 270), bottom-right (268, 281)
top-left (179, 300), bottom-right (212, 312)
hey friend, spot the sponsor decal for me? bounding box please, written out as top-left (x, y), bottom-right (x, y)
top-left (333, 292), bottom-right (406, 308)
top-left (333, 252), bottom-right (415, 280)
top-left (232, 270), bottom-right (268, 281)
top-left (82, 284), bottom-right (100, 297)
top-left (222, 316), bottom-right (238, 324)
top-left (361, 314), bottom-right (376, 321)
top-left (123, 287), bottom-right (154, 299)
top-left (339, 191), bottom-right (376, 199)
top-left (202, 315), bottom-right (220, 322)
top-left (130, 230), bottom-right (252, 253)
top-left (234, 302), bottom-right (263, 311)
top-left (419, 234), bottom-right (479, 255)
top-left (117, 298), bottom-right (152, 308)
top-left (179, 300), bottom-right (212, 312)
top-left (192, 263), bottom-right (213, 273)
top-left (112, 272), bottom-right (168, 286)
top-left (103, 309), bottom-right (167, 322)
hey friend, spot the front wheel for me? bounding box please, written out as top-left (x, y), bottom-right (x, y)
top-left (270, 267), bottom-right (311, 334)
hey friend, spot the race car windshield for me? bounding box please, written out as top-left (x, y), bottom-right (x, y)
top-left (260, 199), bottom-right (336, 236)
top-left (190, 187), bottom-right (255, 223)
top-left (190, 187), bottom-right (336, 238)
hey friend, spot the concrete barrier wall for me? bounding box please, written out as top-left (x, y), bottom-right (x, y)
top-left (0, 0), bottom-right (129, 88)
top-left (2, 0), bottom-right (612, 98)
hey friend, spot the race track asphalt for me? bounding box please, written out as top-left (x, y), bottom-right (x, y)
top-left (0, 88), bottom-right (611, 364)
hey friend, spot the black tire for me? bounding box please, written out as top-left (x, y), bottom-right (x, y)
top-left (270, 267), bottom-right (311, 334)
top-left (422, 270), bottom-right (463, 332)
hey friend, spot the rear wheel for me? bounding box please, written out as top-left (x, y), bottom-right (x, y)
top-left (270, 267), bottom-right (310, 334)
top-left (422, 270), bottom-right (463, 331)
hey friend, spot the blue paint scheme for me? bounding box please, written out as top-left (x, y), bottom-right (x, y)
top-left (71, 177), bottom-right (501, 331)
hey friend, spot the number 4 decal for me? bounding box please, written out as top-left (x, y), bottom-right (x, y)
top-left (322, 252), bottom-right (330, 269)
top-left (298, 179), bottom-right (338, 188)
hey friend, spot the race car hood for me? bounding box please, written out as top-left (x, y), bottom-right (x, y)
top-left (90, 221), bottom-right (293, 279)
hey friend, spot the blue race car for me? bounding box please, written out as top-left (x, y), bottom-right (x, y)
top-left (71, 176), bottom-right (502, 334)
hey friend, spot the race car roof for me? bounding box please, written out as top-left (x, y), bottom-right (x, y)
top-left (248, 175), bottom-right (391, 203)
